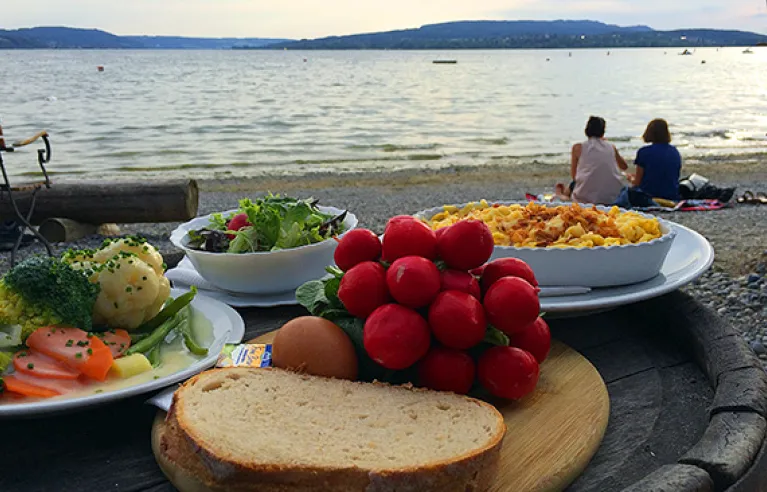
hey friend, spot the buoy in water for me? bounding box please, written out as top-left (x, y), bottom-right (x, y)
top-left (97, 66), bottom-right (105, 72)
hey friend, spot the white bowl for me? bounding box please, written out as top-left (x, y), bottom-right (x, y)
top-left (415, 202), bottom-right (676, 288)
top-left (170, 206), bottom-right (357, 294)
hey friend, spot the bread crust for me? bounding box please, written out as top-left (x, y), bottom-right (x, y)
top-left (161, 368), bottom-right (506, 492)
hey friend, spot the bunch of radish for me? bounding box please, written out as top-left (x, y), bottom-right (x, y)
top-left (333, 215), bottom-right (551, 400)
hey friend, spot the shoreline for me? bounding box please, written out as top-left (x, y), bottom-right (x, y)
top-left (199, 158), bottom-right (767, 194)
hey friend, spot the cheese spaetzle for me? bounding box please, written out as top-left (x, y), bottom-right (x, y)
top-left (425, 201), bottom-right (662, 248)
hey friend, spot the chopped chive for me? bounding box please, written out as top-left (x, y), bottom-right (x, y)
top-left (27, 363), bottom-right (34, 370)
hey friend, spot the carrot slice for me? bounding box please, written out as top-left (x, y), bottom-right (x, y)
top-left (2, 375), bottom-right (60, 398)
top-left (100, 329), bottom-right (132, 359)
top-left (6, 371), bottom-right (88, 394)
top-left (13, 350), bottom-right (80, 380)
top-left (27, 326), bottom-right (115, 381)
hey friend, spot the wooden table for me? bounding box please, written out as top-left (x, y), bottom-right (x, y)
top-left (1, 291), bottom-right (765, 492)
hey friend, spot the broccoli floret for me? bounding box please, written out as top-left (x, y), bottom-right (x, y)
top-left (0, 256), bottom-right (100, 340)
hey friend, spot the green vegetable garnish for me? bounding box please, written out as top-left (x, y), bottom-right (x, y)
top-left (187, 194), bottom-right (347, 253)
top-left (0, 256), bottom-right (100, 341)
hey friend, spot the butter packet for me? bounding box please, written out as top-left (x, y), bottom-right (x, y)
top-left (216, 343), bottom-right (272, 368)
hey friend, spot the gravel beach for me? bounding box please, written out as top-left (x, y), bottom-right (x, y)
top-left (1, 161), bottom-right (765, 364)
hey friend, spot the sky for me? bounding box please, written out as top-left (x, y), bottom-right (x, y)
top-left (2, 0), bottom-right (766, 38)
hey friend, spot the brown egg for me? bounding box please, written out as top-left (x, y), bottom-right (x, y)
top-left (272, 316), bottom-right (358, 381)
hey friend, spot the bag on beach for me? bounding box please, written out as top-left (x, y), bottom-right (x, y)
top-left (679, 173), bottom-right (735, 203)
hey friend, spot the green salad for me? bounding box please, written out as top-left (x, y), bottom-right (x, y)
top-left (187, 195), bottom-right (347, 254)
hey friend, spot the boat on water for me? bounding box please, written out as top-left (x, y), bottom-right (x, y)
top-left (679, 49), bottom-right (694, 56)
top-left (433, 60), bottom-right (457, 64)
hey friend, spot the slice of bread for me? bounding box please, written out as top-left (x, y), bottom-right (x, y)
top-left (158, 367), bottom-right (506, 492)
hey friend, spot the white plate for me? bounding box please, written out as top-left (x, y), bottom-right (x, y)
top-left (166, 257), bottom-right (298, 308)
top-left (540, 222), bottom-right (713, 314)
top-left (0, 288), bottom-right (245, 418)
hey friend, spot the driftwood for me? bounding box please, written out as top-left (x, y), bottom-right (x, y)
top-left (38, 218), bottom-right (96, 243)
top-left (0, 179), bottom-right (199, 225)
top-left (37, 219), bottom-right (122, 243)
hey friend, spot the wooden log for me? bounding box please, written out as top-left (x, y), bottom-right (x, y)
top-left (0, 179), bottom-right (199, 225)
top-left (38, 218), bottom-right (96, 243)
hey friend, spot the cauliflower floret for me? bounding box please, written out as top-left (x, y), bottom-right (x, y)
top-left (92, 254), bottom-right (171, 330)
top-left (94, 238), bottom-right (165, 276)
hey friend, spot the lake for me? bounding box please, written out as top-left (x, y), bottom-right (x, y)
top-left (0, 48), bottom-right (765, 180)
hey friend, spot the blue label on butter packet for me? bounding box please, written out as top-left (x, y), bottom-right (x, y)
top-left (216, 344), bottom-right (272, 368)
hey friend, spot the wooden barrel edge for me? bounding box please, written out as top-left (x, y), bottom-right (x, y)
top-left (620, 291), bottom-right (767, 492)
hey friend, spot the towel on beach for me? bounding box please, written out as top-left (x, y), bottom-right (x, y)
top-left (524, 193), bottom-right (729, 212)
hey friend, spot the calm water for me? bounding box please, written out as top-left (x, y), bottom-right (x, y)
top-left (1, 48), bottom-right (765, 180)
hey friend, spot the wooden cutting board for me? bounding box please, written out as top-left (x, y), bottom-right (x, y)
top-left (152, 336), bottom-right (609, 492)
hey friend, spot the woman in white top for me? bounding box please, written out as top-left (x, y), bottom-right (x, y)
top-left (556, 116), bottom-right (629, 205)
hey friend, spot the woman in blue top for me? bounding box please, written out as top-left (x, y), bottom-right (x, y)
top-left (627, 119), bottom-right (682, 200)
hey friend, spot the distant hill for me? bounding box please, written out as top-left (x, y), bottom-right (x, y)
top-left (0, 27), bottom-right (290, 49)
top-left (123, 35), bottom-right (291, 49)
top-left (2, 22), bottom-right (766, 50)
top-left (264, 20), bottom-right (767, 50)
top-left (0, 27), bottom-right (142, 48)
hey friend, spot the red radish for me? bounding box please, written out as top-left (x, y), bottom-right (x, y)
top-left (384, 215), bottom-right (413, 233)
top-left (363, 304), bottom-right (431, 370)
top-left (382, 216), bottom-right (437, 261)
top-left (483, 276), bottom-right (540, 335)
top-left (436, 220), bottom-right (494, 270)
top-left (478, 346), bottom-right (540, 400)
top-left (333, 229), bottom-right (382, 271)
top-left (226, 213), bottom-right (251, 239)
top-left (481, 258), bottom-right (539, 294)
top-left (440, 270), bottom-right (481, 300)
top-left (338, 262), bottom-right (389, 318)
top-left (435, 226), bottom-right (449, 241)
top-left (508, 317), bottom-right (551, 364)
top-left (470, 265), bottom-right (487, 277)
top-left (428, 291), bottom-right (486, 349)
top-left (417, 346), bottom-right (476, 394)
top-left (386, 256), bottom-right (441, 309)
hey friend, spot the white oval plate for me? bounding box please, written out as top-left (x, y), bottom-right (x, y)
top-left (540, 222), bottom-right (713, 314)
top-left (0, 288), bottom-right (245, 418)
